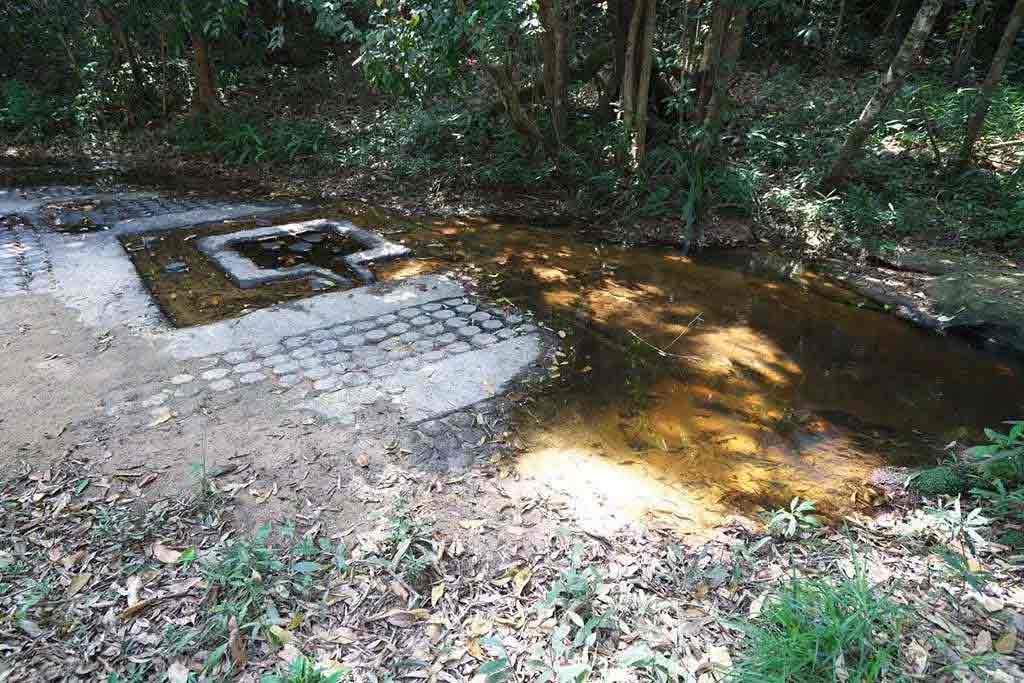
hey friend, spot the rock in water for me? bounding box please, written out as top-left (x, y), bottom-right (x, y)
top-left (164, 261), bottom-right (189, 274)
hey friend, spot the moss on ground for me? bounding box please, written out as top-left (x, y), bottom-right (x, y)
top-left (912, 466), bottom-right (967, 496)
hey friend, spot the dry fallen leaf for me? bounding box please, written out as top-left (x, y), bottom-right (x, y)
top-left (167, 661), bottom-right (190, 683)
top-left (67, 573), bottom-right (91, 598)
top-left (995, 629), bottom-right (1017, 654)
top-left (431, 582), bottom-right (445, 607)
top-left (975, 630), bottom-right (992, 654)
top-left (153, 542), bottom-right (182, 564)
top-left (908, 640), bottom-right (929, 675)
top-left (229, 615), bottom-right (248, 668)
top-left (126, 575), bottom-right (142, 608)
top-left (385, 608), bottom-right (431, 627)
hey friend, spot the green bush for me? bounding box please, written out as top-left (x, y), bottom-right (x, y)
top-left (172, 113), bottom-right (331, 166)
top-left (731, 568), bottom-right (906, 682)
top-left (998, 530), bottom-right (1024, 549)
top-left (912, 466), bottom-right (967, 497)
top-left (0, 80), bottom-right (60, 137)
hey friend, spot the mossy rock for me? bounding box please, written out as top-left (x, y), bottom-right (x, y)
top-left (912, 466), bottom-right (966, 496)
top-left (998, 531), bottom-right (1024, 550)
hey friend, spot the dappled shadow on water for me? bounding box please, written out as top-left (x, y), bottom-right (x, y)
top-left (369, 216), bottom-right (1023, 535)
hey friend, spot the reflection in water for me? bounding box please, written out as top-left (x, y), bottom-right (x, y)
top-left (368, 215), bottom-right (1022, 534)
top-left (37, 183), bottom-right (1024, 534)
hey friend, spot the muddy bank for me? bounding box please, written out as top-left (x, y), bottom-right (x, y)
top-left (822, 248), bottom-right (1024, 356)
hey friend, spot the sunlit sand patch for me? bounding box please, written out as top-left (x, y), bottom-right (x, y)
top-left (515, 443), bottom-right (732, 538)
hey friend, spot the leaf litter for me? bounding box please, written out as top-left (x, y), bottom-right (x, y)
top-left (1, 459), bottom-right (1022, 682)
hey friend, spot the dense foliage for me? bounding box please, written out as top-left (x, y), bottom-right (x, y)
top-left (2, 0), bottom-right (1022, 248)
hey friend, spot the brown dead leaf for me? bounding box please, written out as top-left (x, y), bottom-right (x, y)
top-left (67, 573), bottom-right (91, 598)
top-left (126, 575), bottom-right (142, 608)
top-left (995, 629), bottom-right (1017, 654)
top-left (431, 582), bottom-right (445, 607)
top-left (153, 542), bottom-right (182, 564)
top-left (385, 608), bottom-right (431, 627)
top-left (229, 615), bottom-right (247, 668)
top-left (118, 598), bottom-right (158, 621)
top-left (975, 630), bottom-right (992, 653)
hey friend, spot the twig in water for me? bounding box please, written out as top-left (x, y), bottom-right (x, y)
top-left (628, 313), bottom-right (704, 360)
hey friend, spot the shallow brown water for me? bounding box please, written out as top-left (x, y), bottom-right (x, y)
top-left (367, 214), bottom-right (1023, 534)
top-left (16, 166), bottom-right (1022, 533)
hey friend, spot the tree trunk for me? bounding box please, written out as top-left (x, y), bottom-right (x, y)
top-left (830, 0), bottom-right (847, 62)
top-left (482, 63), bottom-right (553, 157)
top-left (704, 4), bottom-right (747, 131)
top-left (952, 0), bottom-right (989, 81)
top-left (695, 0), bottom-right (729, 122)
top-left (955, 0), bottom-right (1024, 170)
top-left (538, 0), bottom-right (570, 150)
top-left (821, 0), bottom-right (943, 188)
top-left (621, 0), bottom-right (646, 138)
top-left (631, 0), bottom-right (657, 166)
top-left (190, 32), bottom-right (219, 114)
top-left (613, 0), bottom-right (634, 104)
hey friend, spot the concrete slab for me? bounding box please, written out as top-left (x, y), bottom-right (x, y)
top-left (306, 334), bottom-right (542, 423)
top-left (160, 274), bottom-right (465, 359)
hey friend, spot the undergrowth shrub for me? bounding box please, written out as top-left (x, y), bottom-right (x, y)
top-left (0, 80), bottom-right (62, 138)
top-left (172, 112), bottom-right (332, 165)
top-left (731, 567), bottom-right (907, 682)
top-left (913, 466), bottom-right (967, 497)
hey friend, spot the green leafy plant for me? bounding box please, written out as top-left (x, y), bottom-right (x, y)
top-left (972, 479), bottom-right (1024, 523)
top-left (619, 644), bottom-right (685, 682)
top-left (765, 497), bottom-right (822, 539)
top-left (927, 496), bottom-right (991, 596)
top-left (968, 421), bottom-right (1024, 484)
top-left (261, 655), bottom-right (347, 683)
top-left (731, 564), bottom-right (907, 682)
top-left (373, 500), bottom-right (437, 587)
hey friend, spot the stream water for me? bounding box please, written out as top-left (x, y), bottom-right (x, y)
top-left (7, 166), bottom-right (1022, 534)
top-left (368, 214), bottom-right (1023, 533)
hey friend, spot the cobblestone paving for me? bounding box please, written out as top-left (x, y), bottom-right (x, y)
top-left (0, 219), bottom-right (54, 297)
top-left (103, 296), bottom-right (538, 424)
top-left (0, 185), bottom-right (99, 202)
top-left (39, 195), bottom-right (228, 229)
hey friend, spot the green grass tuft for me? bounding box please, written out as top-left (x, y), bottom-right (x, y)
top-left (731, 570), bottom-right (906, 682)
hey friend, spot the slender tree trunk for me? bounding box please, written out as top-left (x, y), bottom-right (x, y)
top-left (538, 0), bottom-right (570, 150)
top-left (190, 32), bottom-right (219, 114)
top-left (481, 63), bottom-right (553, 157)
top-left (705, 4), bottom-right (747, 130)
top-left (955, 0), bottom-right (1024, 170)
top-left (621, 0), bottom-right (646, 138)
top-left (879, 0), bottom-right (904, 55)
top-left (830, 0), bottom-right (847, 62)
top-left (695, 0), bottom-right (729, 122)
top-left (952, 0), bottom-right (989, 81)
top-left (613, 0), bottom-right (634, 104)
top-left (632, 0), bottom-right (657, 165)
top-left (821, 0), bottom-right (943, 188)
